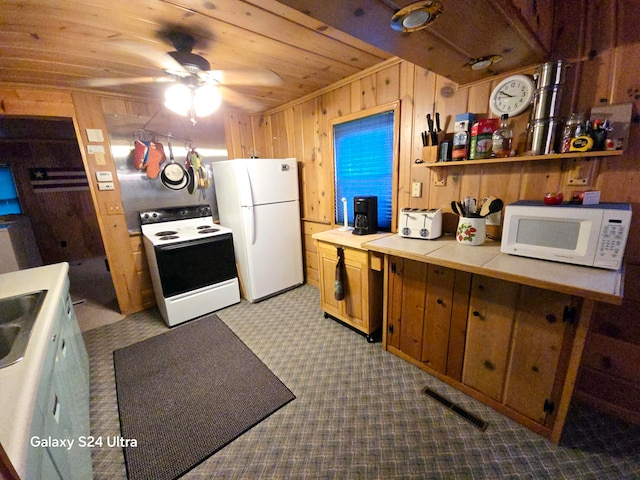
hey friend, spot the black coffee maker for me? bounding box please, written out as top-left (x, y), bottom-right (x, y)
top-left (353, 196), bottom-right (378, 235)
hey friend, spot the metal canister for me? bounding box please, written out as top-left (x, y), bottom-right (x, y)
top-left (532, 84), bottom-right (564, 120)
top-left (528, 118), bottom-right (561, 155)
top-left (534, 60), bottom-right (568, 88)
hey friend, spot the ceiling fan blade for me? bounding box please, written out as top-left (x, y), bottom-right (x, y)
top-left (219, 86), bottom-right (265, 112)
top-left (112, 39), bottom-right (189, 76)
top-left (81, 76), bottom-right (174, 87)
top-left (202, 69), bottom-right (283, 86)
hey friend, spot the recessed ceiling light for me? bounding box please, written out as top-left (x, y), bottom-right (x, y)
top-left (390, 1), bottom-right (443, 32)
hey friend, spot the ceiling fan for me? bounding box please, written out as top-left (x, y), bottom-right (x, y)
top-left (81, 31), bottom-right (283, 117)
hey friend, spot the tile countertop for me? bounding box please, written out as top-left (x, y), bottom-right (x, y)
top-left (312, 228), bottom-right (394, 249)
top-left (0, 262), bottom-right (70, 478)
top-left (361, 234), bottom-right (625, 305)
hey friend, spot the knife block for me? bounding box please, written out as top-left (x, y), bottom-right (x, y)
top-left (421, 146), bottom-right (438, 163)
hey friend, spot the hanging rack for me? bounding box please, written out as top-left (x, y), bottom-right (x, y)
top-left (139, 106), bottom-right (195, 147)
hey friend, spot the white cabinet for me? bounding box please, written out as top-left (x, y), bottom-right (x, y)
top-left (26, 282), bottom-right (92, 479)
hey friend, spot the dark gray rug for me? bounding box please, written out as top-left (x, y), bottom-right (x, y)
top-left (113, 314), bottom-right (295, 480)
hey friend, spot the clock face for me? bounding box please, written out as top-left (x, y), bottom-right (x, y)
top-left (489, 74), bottom-right (535, 117)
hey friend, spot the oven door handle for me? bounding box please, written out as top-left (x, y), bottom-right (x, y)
top-left (243, 206), bottom-right (256, 245)
top-left (155, 235), bottom-right (230, 251)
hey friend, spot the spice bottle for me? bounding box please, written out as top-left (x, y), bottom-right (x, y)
top-left (561, 113), bottom-right (583, 153)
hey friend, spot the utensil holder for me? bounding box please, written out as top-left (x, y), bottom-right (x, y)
top-left (456, 217), bottom-right (486, 246)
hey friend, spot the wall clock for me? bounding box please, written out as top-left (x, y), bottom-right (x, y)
top-left (489, 74), bottom-right (536, 117)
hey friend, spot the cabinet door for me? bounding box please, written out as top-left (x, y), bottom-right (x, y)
top-left (343, 247), bottom-right (368, 328)
top-left (422, 265), bottom-right (455, 373)
top-left (386, 256), bottom-right (404, 350)
top-left (503, 286), bottom-right (573, 425)
top-left (399, 259), bottom-right (428, 360)
top-left (462, 275), bottom-right (519, 401)
top-left (317, 242), bottom-right (369, 330)
top-left (318, 243), bottom-right (341, 316)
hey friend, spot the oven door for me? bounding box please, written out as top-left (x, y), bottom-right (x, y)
top-left (154, 233), bottom-right (238, 298)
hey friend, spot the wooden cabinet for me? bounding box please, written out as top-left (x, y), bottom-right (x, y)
top-left (317, 240), bottom-right (384, 340)
top-left (464, 278), bottom-right (579, 426)
top-left (575, 263), bottom-right (640, 425)
top-left (387, 256), bottom-right (470, 377)
top-left (385, 259), bottom-right (583, 435)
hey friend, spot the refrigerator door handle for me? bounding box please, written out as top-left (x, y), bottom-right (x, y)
top-left (238, 164), bottom-right (255, 207)
top-left (243, 206), bottom-right (256, 245)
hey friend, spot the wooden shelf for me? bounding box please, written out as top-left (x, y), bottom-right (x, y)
top-left (419, 149), bottom-right (623, 167)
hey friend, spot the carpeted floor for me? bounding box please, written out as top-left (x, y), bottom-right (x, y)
top-left (83, 284), bottom-right (640, 479)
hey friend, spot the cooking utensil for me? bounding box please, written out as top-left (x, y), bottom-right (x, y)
top-left (451, 201), bottom-right (465, 217)
top-left (160, 138), bottom-right (188, 190)
top-left (480, 197), bottom-right (503, 217)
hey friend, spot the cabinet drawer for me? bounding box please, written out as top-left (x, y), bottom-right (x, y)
top-left (582, 333), bottom-right (640, 382)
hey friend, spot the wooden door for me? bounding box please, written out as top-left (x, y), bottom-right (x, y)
top-left (503, 286), bottom-right (573, 425)
top-left (462, 275), bottom-right (519, 401)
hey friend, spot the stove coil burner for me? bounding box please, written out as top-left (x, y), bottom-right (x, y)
top-left (155, 231), bottom-right (178, 236)
top-left (198, 228), bottom-right (219, 234)
top-left (197, 225), bottom-right (215, 230)
top-left (158, 235), bottom-right (180, 240)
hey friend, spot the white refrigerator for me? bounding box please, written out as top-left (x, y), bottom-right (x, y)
top-left (211, 158), bottom-right (304, 302)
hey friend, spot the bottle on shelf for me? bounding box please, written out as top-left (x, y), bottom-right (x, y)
top-left (491, 114), bottom-right (513, 158)
top-left (451, 121), bottom-right (470, 161)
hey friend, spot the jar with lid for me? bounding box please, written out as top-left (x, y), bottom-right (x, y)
top-left (561, 113), bottom-right (584, 153)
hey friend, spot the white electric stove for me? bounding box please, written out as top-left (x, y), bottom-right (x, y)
top-left (140, 205), bottom-right (240, 326)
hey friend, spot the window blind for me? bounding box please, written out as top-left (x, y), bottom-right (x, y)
top-left (334, 111), bottom-right (394, 230)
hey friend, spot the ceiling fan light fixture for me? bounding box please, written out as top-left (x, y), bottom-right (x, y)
top-left (194, 84), bottom-right (222, 117)
top-left (390, 1), bottom-right (442, 32)
top-left (164, 83), bottom-right (192, 116)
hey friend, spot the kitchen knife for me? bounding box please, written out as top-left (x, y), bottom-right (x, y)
top-left (427, 114), bottom-right (437, 146)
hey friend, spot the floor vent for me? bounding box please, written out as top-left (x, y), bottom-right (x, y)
top-left (423, 387), bottom-right (488, 431)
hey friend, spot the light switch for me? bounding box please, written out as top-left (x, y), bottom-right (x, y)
top-left (97, 182), bottom-right (115, 191)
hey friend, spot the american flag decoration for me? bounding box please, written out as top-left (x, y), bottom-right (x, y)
top-left (28, 167), bottom-right (89, 193)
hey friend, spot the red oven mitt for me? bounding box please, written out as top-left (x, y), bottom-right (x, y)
top-left (134, 139), bottom-right (149, 170)
top-left (146, 142), bottom-right (167, 179)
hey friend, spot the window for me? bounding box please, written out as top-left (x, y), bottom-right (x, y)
top-left (0, 165), bottom-right (22, 215)
top-left (332, 103), bottom-right (398, 230)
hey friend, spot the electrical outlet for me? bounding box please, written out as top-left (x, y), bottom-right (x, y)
top-left (105, 201), bottom-right (122, 215)
top-left (411, 181), bottom-right (422, 198)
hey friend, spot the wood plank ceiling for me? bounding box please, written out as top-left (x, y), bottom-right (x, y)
top-left (0, 0), bottom-right (549, 114)
top-left (0, 0), bottom-right (390, 112)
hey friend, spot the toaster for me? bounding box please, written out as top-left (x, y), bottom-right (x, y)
top-left (398, 208), bottom-right (442, 239)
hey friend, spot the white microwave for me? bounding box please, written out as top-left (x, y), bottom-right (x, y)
top-left (501, 201), bottom-right (632, 270)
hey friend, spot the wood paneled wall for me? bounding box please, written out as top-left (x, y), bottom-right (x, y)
top-left (224, 2), bottom-right (640, 290)
top-left (0, 139), bottom-right (104, 264)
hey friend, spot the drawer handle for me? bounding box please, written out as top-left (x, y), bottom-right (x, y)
top-left (472, 311), bottom-right (480, 317)
top-left (600, 356), bottom-right (612, 370)
top-left (436, 298), bottom-right (444, 305)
